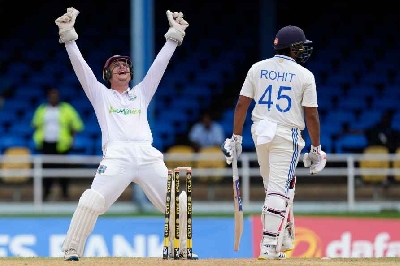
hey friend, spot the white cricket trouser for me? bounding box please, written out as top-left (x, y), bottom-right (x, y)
top-left (91, 141), bottom-right (168, 212)
top-left (93, 141), bottom-right (189, 252)
top-left (251, 124), bottom-right (305, 194)
top-left (251, 124), bottom-right (304, 246)
top-left (63, 141), bottom-right (191, 257)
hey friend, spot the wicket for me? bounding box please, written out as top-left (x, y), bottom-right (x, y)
top-left (163, 167), bottom-right (193, 260)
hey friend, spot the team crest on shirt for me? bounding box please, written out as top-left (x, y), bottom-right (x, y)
top-left (128, 90), bottom-right (137, 101)
top-left (97, 165), bottom-right (107, 174)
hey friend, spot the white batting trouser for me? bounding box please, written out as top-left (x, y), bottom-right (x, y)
top-left (252, 124), bottom-right (304, 246)
top-left (63, 141), bottom-right (188, 256)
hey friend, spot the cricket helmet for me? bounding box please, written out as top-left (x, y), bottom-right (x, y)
top-left (273, 25), bottom-right (313, 64)
top-left (102, 55), bottom-right (133, 82)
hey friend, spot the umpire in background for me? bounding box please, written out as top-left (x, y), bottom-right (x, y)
top-left (31, 87), bottom-right (84, 201)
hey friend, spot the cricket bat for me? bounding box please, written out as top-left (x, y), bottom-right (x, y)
top-left (232, 153), bottom-right (243, 251)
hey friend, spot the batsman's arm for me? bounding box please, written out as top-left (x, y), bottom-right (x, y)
top-left (304, 107), bottom-right (321, 147)
top-left (233, 95), bottom-right (252, 136)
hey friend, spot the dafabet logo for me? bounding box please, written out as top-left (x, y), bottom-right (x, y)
top-left (251, 216), bottom-right (400, 258)
top-left (285, 227), bottom-right (322, 258)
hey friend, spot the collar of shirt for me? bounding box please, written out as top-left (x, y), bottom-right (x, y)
top-left (112, 88), bottom-right (130, 95)
top-left (112, 88), bottom-right (131, 98)
top-left (274, 55), bottom-right (296, 63)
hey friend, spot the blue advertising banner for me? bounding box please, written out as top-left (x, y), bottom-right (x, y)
top-left (0, 217), bottom-right (253, 258)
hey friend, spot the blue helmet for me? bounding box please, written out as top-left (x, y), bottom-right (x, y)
top-left (273, 25), bottom-right (313, 64)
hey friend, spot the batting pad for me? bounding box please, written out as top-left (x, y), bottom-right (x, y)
top-left (169, 186), bottom-right (176, 250)
top-left (168, 191), bottom-right (188, 252)
top-left (261, 195), bottom-right (286, 245)
top-left (62, 189), bottom-right (105, 256)
top-left (178, 191), bottom-right (187, 251)
top-left (287, 188), bottom-right (295, 241)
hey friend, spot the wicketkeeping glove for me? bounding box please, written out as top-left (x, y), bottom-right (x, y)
top-left (303, 145), bottom-right (327, 175)
top-left (55, 7), bottom-right (80, 43)
top-left (221, 134), bottom-right (243, 165)
top-left (164, 10), bottom-right (189, 46)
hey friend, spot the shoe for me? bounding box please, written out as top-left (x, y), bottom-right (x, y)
top-left (258, 244), bottom-right (286, 260)
top-left (180, 248), bottom-right (199, 260)
top-left (64, 248), bottom-right (79, 261)
top-left (282, 227), bottom-right (294, 252)
top-left (282, 239), bottom-right (294, 252)
top-left (168, 248), bottom-right (199, 260)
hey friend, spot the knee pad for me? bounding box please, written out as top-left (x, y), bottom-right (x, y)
top-left (78, 189), bottom-right (106, 215)
top-left (262, 194), bottom-right (286, 215)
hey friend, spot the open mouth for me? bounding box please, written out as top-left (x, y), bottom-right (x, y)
top-left (118, 71), bottom-right (127, 75)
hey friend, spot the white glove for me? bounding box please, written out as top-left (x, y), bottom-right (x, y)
top-left (221, 134), bottom-right (243, 165)
top-left (55, 7), bottom-right (80, 43)
top-left (164, 10), bottom-right (189, 46)
top-left (303, 145), bottom-right (326, 175)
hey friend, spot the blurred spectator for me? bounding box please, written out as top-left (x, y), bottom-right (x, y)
top-left (31, 87), bottom-right (84, 201)
top-left (188, 111), bottom-right (225, 152)
top-left (333, 122), bottom-right (364, 140)
top-left (364, 110), bottom-right (400, 153)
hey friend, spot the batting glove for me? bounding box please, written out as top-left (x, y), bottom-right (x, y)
top-left (221, 134), bottom-right (243, 165)
top-left (164, 10), bottom-right (189, 46)
top-left (55, 7), bottom-right (80, 43)
top-left (303, 145), bottom-right (327, 175)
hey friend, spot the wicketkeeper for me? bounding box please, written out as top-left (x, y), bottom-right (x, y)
top-left (55, 7), bottom-right (198, 261)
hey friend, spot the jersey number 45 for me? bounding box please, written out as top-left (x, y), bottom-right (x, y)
top-left (258, 85), bottom-right (292, 112)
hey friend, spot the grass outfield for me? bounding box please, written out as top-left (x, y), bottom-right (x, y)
top-left (0, 258), bottom-right (399, 266)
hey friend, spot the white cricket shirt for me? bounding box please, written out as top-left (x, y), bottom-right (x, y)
top-left (240, 55), bottom-right (317, 130)
top-left (65, 40), bottom-right (177, 149)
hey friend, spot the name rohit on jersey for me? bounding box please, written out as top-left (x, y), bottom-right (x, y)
top-left (260, 70), bottom-right (296, 82)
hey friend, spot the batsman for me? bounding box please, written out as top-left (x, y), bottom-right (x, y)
top-left (221, 25), bottom-right (327, 259)
top-left (55, 7), bottom-right (197, 261)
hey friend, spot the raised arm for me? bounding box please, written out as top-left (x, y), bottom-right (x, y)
top-left (139, 10), bottom-right (189, 105)
top-left (55, 7), bottom-right (105, 104)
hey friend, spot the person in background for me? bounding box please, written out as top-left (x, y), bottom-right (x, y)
top-left (189, 111), bottom-right (225, 152)
top-left (31, 87), bottom-right (84, 201)
top-left (364, 110), bottom-right (400, 153)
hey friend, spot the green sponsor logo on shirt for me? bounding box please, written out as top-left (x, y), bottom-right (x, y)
top-left (109, 106), bottom-right (142, 115)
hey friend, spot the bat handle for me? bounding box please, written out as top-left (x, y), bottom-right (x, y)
top-left (232, 149), bottom-right (239, 178)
